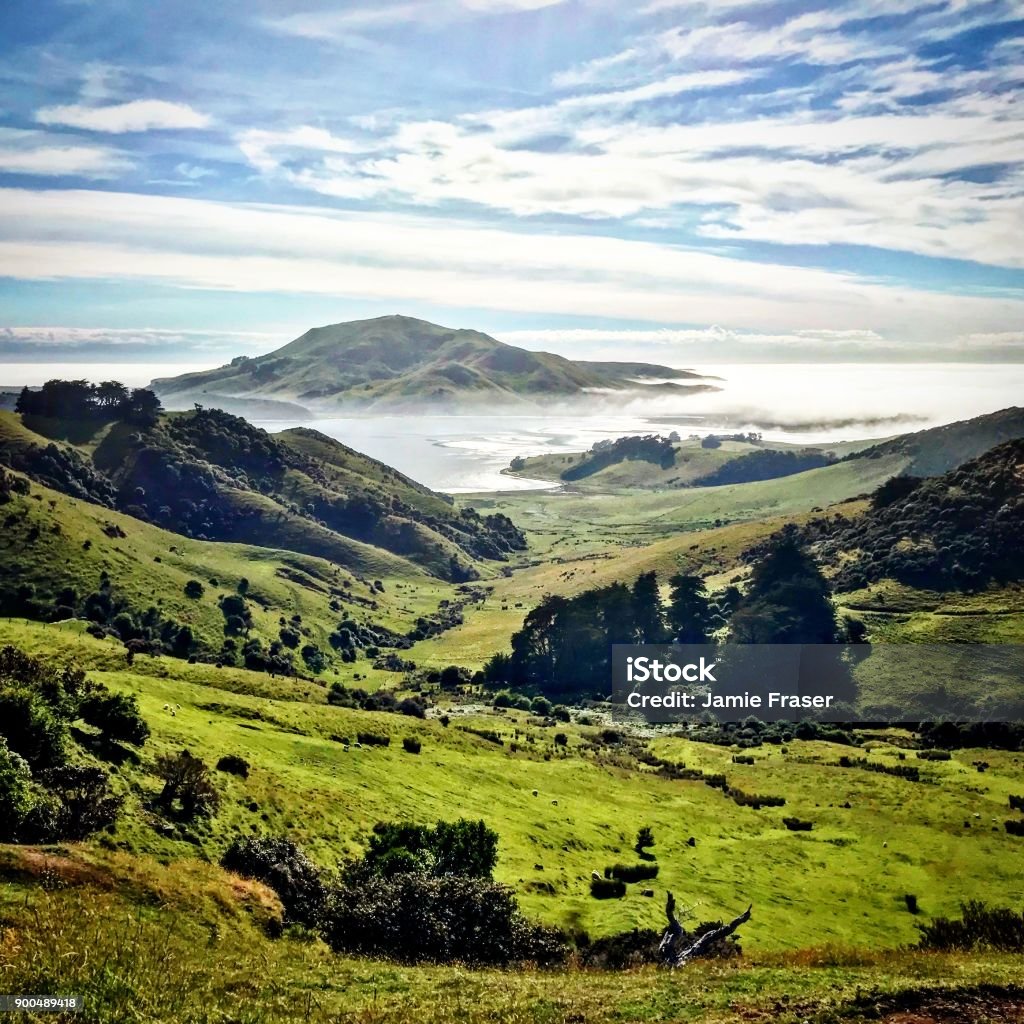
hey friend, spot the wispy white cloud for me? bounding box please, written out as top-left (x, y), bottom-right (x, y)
top-left (267, 0), bottom-right (565, 39)
top-left (0, 188), bottom-right (1020, 351)
top-left (0, 325), bottom-right (279, 352)
top-left (0, 128), bottom-right (130, 177)
top-left (36, 99), bottom-right (210, 133)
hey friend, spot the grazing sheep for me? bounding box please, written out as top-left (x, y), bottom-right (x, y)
top-left (591, 870), bottom-right (601, 880)
top-left (551, 799), bottom-right (558, 806)
top-left (532, 790), bottom-right (539, 797)
top-left (162, 703), bottom-right (170, 710)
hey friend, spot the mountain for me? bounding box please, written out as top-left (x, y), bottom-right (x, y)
top-left (151, 315), bottom-right (719, 413)
top-left (0, 406), bottom-right (524, 583)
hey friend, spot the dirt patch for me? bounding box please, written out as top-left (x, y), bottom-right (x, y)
top-left (851, 985), bottom-right (1024, 1024)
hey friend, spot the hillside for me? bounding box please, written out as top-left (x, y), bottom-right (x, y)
top-left (845, 405), bottom-right (1024, 476)
top-left (0, 407), bottom-right (524, 583)
top-left (820, 438), bottom-right (1024, 592)
top-left (151, 315), bottom-right (718, 412)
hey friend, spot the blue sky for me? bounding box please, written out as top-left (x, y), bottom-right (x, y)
top-left (0, 0), bottom-right (1022, 365)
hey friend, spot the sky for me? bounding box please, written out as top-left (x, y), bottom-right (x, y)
top-left (0, 0), bottom-right (1022, 368)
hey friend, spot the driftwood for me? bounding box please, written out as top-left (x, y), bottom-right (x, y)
top-left (659, 891), bottom-right (752, 967)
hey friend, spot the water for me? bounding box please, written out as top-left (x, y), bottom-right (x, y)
top-left (3, 361), bottom-right (1021, 493)
top-left (251, 364), bottom-right (1024, 492)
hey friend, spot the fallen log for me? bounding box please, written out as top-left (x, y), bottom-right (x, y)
top-left (659, 891), bottom-right (752, 967)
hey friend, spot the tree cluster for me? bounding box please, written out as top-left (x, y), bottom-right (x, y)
top-left (0, 645), bottom-right (148, 842)
top-left (16, 380), bottom-right (162, 428)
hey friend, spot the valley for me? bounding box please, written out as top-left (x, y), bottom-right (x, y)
top-left (1, 368), bottom-right (1024, 1023)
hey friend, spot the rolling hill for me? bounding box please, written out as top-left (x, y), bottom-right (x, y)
top-left (151, 315), bottom-right (719, 413)
top-left (0, 407), bottom-right (524, 582)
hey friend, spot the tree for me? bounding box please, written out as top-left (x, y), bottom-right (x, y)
top-left (631, 571), bottom-right (666, 643)
top-left (155, 750), bottom-right (220, 820)
top-left (729, 527), bottom-right (838, 644)
top-left (667, 574), bottom-right (713, 643)
top-left (123, 388), bottom-right (162, 428)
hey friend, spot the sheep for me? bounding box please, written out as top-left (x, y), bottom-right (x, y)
top-left (532, 789), bottom-right (539, 797)
top-left (162, 703), bottom-right (170, 711)
top-left (591, 870), bottom-right (601, 880)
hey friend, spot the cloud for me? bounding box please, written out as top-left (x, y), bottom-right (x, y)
top-left (0, 326), bottom-right (282, 360)
top-left (36, 100), bottom-right (210, 133)
top-left (0, 187), bottom-right (1021, 352)
top-left (0, 128), bottom-right (130, 178)
top-left (267, 0), bottom-right (565, 38)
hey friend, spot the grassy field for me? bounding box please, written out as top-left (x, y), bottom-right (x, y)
top-left (3, 869), bottom-right (1024, 1023)
top-left (1, 617), bottom-right (1022, 953)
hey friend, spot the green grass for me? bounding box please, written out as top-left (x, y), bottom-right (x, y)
top-left (1, 617), bottom-right (1022, 954)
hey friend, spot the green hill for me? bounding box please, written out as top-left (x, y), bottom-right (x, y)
top-left (821, 438), bottom-right (1024, 593)
top-left (151, 315), bottom-right (718, 412)
top-left (0, 407), bottom-right (524, 583)
top-left (845, 405), bottom-right (1024, 476)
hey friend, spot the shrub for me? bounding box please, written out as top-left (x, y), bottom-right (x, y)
top-left (530, 696), bottom-right (552, 716)
top-left (1010, 794), bottom-right (1024, 812)
top-left (324, 872), bottom-right (565, 964)
top-left (783, 817), bottom-right (813, 831)
top-left (0, 739), bottom-right (33, 840)
top-left (402, 737), bottom-right (421, 755)
top-left (154, 750), bottom-right (220, 820)
top-left (917, 750), bottom-right (951, 761)
top-left (356, 732), bottom-right (390, 747)
top-left (78, 691), bottom-right (150, 746)
top-left (0, 688), bottom-right (68, 770)
top-left (222, 836), bottom-right (327, 927)
top-left (590, 876), bottom-right (626, 899)
top-left (216, 754), bottom-right (250, 778)
top-left (361, 819), bottom-right (498, 880)
top-left (917, 901), bottom-right (1024, 951)
top-left (36, 765), bottom-right (122, 840)
top-left (553, 733), bottom-right (568, 747)
top-left (635, 825), bottom-right (655, 854)
top-left (183, 580), bottom-right (204, 599)
top-left (605, 862), bottom-right (658, 883)
top-left (551, 704), bottom-right (571, 722)
top-left (1006, 819), bottom-right (1024, 837)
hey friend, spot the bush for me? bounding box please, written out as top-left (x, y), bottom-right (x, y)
top-left (361, 819), bottom-right (498, 880)
top-left (1009, 794), bottom-right (1024, 812)
top-left (184, 580), bottom-right (204, 599)
top-left (916, 750), bottom-right (951, 761)
top-left (78, 691), bottom-right (150, 746)
top-left (605, 862), bottom-right (658, 883)
top-left (216, 754), bottom-right (250, 778)
top-left (222, 836), bottom-right (327, 927)
top-left (36, 765), bottom-right (122, 840)
top-left (1006, 819), bottom-right (1024, 837)
top-left (530, 696), bottom-right (552, 716)
top-left (917, 901), bottom-right (1024, 951)
top-left (402, 737), bottom-right (421, 755)
top-left (0, 739), bottom-right (33, 840)
top-left (324, 872), bottom-right (565, 965)
top-left (553, 732), bottom-right (568, 747)
top-left (0, 688), bottom-right (68, 771)
top-left (590, 876), bottom-right (627, 899)
top-left (357, 732), bottom-right (390, 747)
top-left (154, 750), bottom-right (220, 820)
top-left (635, 825), bottom-right (655, 854)
top-left (783, 817), bottom-right (813, 831)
